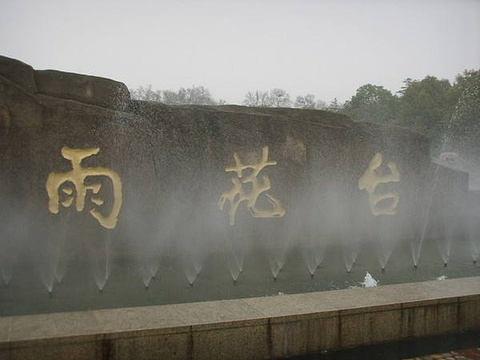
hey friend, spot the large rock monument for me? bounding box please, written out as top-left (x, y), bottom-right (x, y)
top-left (0, 55), bottom-right (469, 308)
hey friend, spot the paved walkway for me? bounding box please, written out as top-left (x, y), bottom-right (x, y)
top-left (404, 348), bottom-right (480, 360)
top-left (290, 333), bottom-right (480, 360)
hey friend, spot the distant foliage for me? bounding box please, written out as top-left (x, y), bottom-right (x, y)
top-left (270, 88), bottom-right (291, 107)
top-left (132, 85), bottom-right (335, 110)
top-left (130, 85), bottom-right (162, 102)
top-left (396, 76), bottom-right (456, 148)
top-left (342, 70), bottom-right (480, 156)
top-left (343, 85), bottom-right (398, 124)
top-left (243, 90), bottom-right (274, 107)
top-left (131, 69), bottom-right (480, 160)
top-left (327, 98), bottom-right (343, 113)
top-left (243, 89), bottom-right (330, 110)
top-left (448, 70), bottom-right (480, 162)
top-left (130, 85), bottom-right (225, 106)
top-left (294, 94), bottom-right (316, 109)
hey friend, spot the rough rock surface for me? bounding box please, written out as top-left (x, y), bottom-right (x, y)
top-left (0, 56), bottom-right (37, 94)
top-left (0, 55), bottom-right (467, 249)
top-left (35, 69), bottom-right (130, 111)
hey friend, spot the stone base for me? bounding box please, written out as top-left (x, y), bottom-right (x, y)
top-left (1, 277), bottom-right (479, 360)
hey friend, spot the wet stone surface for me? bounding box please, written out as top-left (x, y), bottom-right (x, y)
top-left (404, 348), bottom-right (480, 360)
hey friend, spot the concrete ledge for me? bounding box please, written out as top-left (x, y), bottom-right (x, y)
top-left (1, 277), bottom-right (479, 360)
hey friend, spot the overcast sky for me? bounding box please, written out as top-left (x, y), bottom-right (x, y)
top-left (1, 0), bottom-right (479, 104)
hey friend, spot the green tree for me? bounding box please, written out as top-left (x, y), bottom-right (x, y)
top-left (326, 98), bottom-right (343, 113)
top-left (396, 76), bottom-right (457, 150)
top-left (452, 69), bottom-right (479, 98)
top-left (447, 69), bottom-right (480, 162)
top-left (343, 84), bottom-right (398, 124)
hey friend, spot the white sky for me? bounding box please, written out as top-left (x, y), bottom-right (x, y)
top-left (1, 0), bottom-right (479, 104)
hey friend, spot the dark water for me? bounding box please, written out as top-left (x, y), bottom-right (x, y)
top-left (0, 236), bottom-right (479, 316)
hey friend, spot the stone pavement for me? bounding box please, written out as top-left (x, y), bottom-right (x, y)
top-left (404, 348), bottom-right (480, 360)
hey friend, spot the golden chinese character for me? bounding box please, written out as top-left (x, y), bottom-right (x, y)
top-left (358, 153), bottom-right (400, 216)
top-left (46, 147), bottom-right (123, 229)
top-left (218, 146), bottom-right (286, 225)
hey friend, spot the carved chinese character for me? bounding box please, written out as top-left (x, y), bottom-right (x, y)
top-left (358, 153), bottom-right (400, 216)
top-left (218, 146), bottom-right (286, 225)
top-left (46, 147), bottom-right (123, 229)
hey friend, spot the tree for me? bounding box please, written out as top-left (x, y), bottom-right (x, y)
top-left (343, 84), bottom-right (398, 124)
top-left (177, 86), bottom-right (217, 105)
top-left (316, 99), bottom-right (327, 110)
top-left (451, 69), bottom-right (479, 102)
top-left (342, 72), bottom-right (479, 156)
top-left (243, 90), bottom-right (274, 107)
top-left (327, 98), bottom-right (343, 113)
top-left (270, 88), bottom-right (291, 107)
top-left (397, 78), bottom-right (413, 95)
top-left (396, 76), bottom-right (457, 149)
top-left (130, 85), bottom-right (162, 102)
top-left (447, 69), bottom-right (480, 162)
top-left (245, 90), bottom-right (328, 110)
top-left (162, 90), bottom-right (181, 105)
top-left (294, 94), bottom-right (316, 109)
top-left (130, 85), bottom-right (220, 105)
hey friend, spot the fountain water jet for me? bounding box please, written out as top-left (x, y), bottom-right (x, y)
top-left (269, 257), bottom-right (281, 280)
top-left (92, 232), bottom-right (113, 292)
top-left (343, 239), bottom-right (360, 273)
top-left (224, 227), bottom-right (245, 283)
